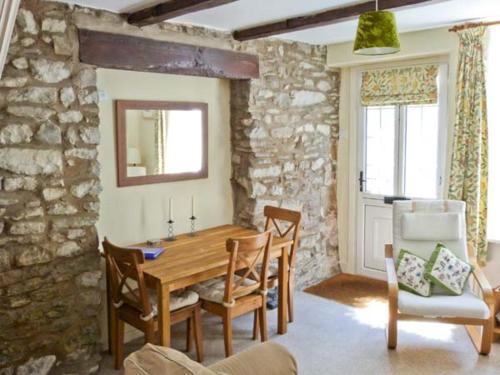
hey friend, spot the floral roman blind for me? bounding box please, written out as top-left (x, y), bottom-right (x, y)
top-left (361, 64), bottom-right (439, 106)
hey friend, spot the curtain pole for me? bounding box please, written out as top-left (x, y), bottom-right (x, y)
top-left (449, 20), bottom-right (500, 32)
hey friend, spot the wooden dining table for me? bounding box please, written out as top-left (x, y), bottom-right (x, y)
top-left (106, 224), bottom-right (293, 348)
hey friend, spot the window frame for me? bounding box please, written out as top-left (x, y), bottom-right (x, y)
top-left (358, 62), bottom-right (448, 200)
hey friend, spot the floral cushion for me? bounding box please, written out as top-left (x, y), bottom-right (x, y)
top-left (424, 243), bottom-right (473, 296)
top-left (396, 249), bottom-right (431, 297)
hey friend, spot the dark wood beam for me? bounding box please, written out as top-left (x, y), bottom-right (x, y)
top-left (127, 0), bottom-right (237, 27)
top-left (233, 0), bottom-right (447, 41)
top-left (78, 29), bottom-right (259, 79)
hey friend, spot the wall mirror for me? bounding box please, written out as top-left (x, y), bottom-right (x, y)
top-left (115, 100), bottom-right (208, 187)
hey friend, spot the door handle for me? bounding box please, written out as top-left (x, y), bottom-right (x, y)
top-left (359, 171), bottom-right (366, 192)
top-left (383, 196), bottom-right (410, 204)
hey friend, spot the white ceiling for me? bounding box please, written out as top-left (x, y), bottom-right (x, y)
top-left (58, 0), bottom-right (500, 44)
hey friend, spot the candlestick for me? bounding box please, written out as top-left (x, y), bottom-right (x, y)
top-left (166, 219), bottom-right (176, 241)
top-left (188, 215), bottom-right (197, 237)
top-left (169, 197), bottom-right (173, 221)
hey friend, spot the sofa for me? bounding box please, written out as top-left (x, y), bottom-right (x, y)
top-left (124, 342), bottom-right (298, 375)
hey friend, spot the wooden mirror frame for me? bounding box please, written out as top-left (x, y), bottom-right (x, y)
top-left (115, 100), bottom-right (208, 187)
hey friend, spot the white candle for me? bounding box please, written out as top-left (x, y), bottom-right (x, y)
top-left (191, 196), bottom-right (195, 217)
top-left (169, 197), bottom-right (173, 221)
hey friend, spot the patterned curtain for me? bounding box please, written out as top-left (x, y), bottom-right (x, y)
top-left (448, 27), bottom-right (489, 265)
top-left (361, 64), bottom-right (439, 106)
top-left (154, 110), bottom-right (168, 174)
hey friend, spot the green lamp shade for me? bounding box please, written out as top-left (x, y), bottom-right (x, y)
top-left (353, 10), bottom-right (401, 55)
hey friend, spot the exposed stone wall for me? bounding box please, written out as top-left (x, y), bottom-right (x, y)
top-left (0, 1), bottom-right (340, 373)
top-left (231, 42), bottom-right (340, 289)
top-left (0, 1), bottom-right (101, 374)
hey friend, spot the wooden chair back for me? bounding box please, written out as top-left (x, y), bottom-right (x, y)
top-left (264, 205), bottom-right (301, 267)
top-left (103, 238), bottom-right (153, 320)
top-left (223, 231), bottom-right (273, 307)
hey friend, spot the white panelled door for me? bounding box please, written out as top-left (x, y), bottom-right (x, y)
top-left (356, 66), bottom-right (447, 278)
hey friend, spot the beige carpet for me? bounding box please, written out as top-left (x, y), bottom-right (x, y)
top-left (99, 290), bottom-right (500, 374)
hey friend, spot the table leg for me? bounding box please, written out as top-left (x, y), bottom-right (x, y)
top-left (157, 282), bottom-right (171, 346)
top-left (278, 246), bottom-right (289, 334)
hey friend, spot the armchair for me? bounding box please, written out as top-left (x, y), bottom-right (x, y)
top-left (385, 200), bottom-right (494, 355)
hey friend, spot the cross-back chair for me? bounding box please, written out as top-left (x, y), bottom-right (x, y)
top-left (192, 231), bottom-right (273, 357)
top-left (103, 238), bottom-right (204, 369)
top-left (263, 205), bottom-right (301, 322)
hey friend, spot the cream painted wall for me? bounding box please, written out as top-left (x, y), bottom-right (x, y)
top-left (330, 27), bottom-right (459, 274)
top-left (97, 69), bottom-right (233, 245)
top-left (96, 69), bottom-right (232, 345)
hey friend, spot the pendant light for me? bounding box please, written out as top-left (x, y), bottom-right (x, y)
top-left (353, 0), bottom-right (401, 55)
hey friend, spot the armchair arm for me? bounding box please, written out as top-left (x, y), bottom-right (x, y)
top-left (470, 262), bottom-right (494, 306)
top-left (385, 244), bottom-right (399, 299)
top-left (467, 244), bottom-right (494, 306)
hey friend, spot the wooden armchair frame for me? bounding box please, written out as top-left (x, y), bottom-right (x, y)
top-left (385, 243), bottom-right (495, 355)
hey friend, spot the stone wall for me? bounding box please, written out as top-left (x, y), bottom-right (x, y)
top-left (231, 41), bottom-right (340, 289)
top-left (0, 1), bottom-right (340, 373)
top-left (0, 1), bottom-right (101, 374)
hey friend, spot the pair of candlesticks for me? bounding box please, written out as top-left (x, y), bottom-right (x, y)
top-left (166, 216), bottom-right (197, 241)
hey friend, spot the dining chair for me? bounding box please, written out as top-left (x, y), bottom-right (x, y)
top-left (191, 231), bottom-right (273, 357)
top-left (263, 205), bottom-right (301, 322)
top-left (103, 238), bottom-right (204, 369)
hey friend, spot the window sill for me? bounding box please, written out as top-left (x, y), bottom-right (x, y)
top-left (488, 240), bottom-right (500, 246)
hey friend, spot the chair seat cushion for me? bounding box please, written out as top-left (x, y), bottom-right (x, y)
top-left (191, 276), bottom-right (257, 304)
top-left (398, 289), bottom-right (490, 319)
top-left (256, 260), bottom-right (279, 278)
top-left (149, 289), bottom-right (199, 317)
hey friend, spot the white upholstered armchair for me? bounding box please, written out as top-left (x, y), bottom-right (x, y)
top-left (385, 200), bottom-right (494, 355)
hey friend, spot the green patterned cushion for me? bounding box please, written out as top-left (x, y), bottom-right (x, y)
top-left (425, 243), bottom-right (473, 296)
top-left (396, 249), bottom-right (431, 297)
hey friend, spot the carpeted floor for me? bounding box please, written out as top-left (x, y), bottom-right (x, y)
top-left (99, 275), bottom-right (500, 375)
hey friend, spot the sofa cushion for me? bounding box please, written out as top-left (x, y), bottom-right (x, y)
top-left (401, 212), bottom-right (461, 241)
top-left (124, 343), bottom-right (225, 375)
top-left (209, 342), bottom-right (298, 375)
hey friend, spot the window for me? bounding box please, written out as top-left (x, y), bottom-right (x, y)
top-left (362, 65), bottom-right (446, 199)
top-left (487, 26), bottom-right (500, 241)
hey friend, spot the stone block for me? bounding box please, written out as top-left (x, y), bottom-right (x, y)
top-left (6, 87), bottom-right (58, 105)
top-left (0, 77), bottom-right (29, 88)
top-left (3, 177), bottom-right (38, 191)
top-left (56, 241), bottom-right (81, 257)
top-left (42, 187), bottom-right (66, 201)
top-left (58, 110), bottom-right (82, 124)
top-left (70, 180), bottom-right (101, 198)
top-left (35, 122), bottom-right (62, 144)
top-left (41, 18), bottom-right (67, 33)
top-left (64, 148), bottom-right (97, 160)
top-left (16, 356), bottom-right (56, 375)
top-left (0, 148), bottom-right (62, 175)
top-left (0, 124), bottom-right (33, 144)
top-left (30, 58), bottom-right (71, 83)
top-left (7, 106), bottom-right (55, 122)
top-left (47, 202), bottom-right (78, 215)
top-left (60, 87), bottom-right (76, 107)
top-left (16, 246), bottom-right (52, 267)
top-left (76, 270), bottom-right (102, 287)
top-left (10, 221), bottom-right (46, 235)
top-left (16, 9), bottom-right (39, 35)
top-left (80, 127), bottom-right (100, 144)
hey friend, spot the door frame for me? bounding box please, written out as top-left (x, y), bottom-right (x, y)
top-left (347, 56), bottom-right (449, 279)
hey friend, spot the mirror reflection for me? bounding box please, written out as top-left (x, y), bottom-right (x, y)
top-left (125, 109), bottom-right (203, 177)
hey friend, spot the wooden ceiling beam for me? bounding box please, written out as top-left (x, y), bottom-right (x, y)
top-left (233, 0), bottom-right (447, 41)
top-left (128, 0), bottom-right (237, 27)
